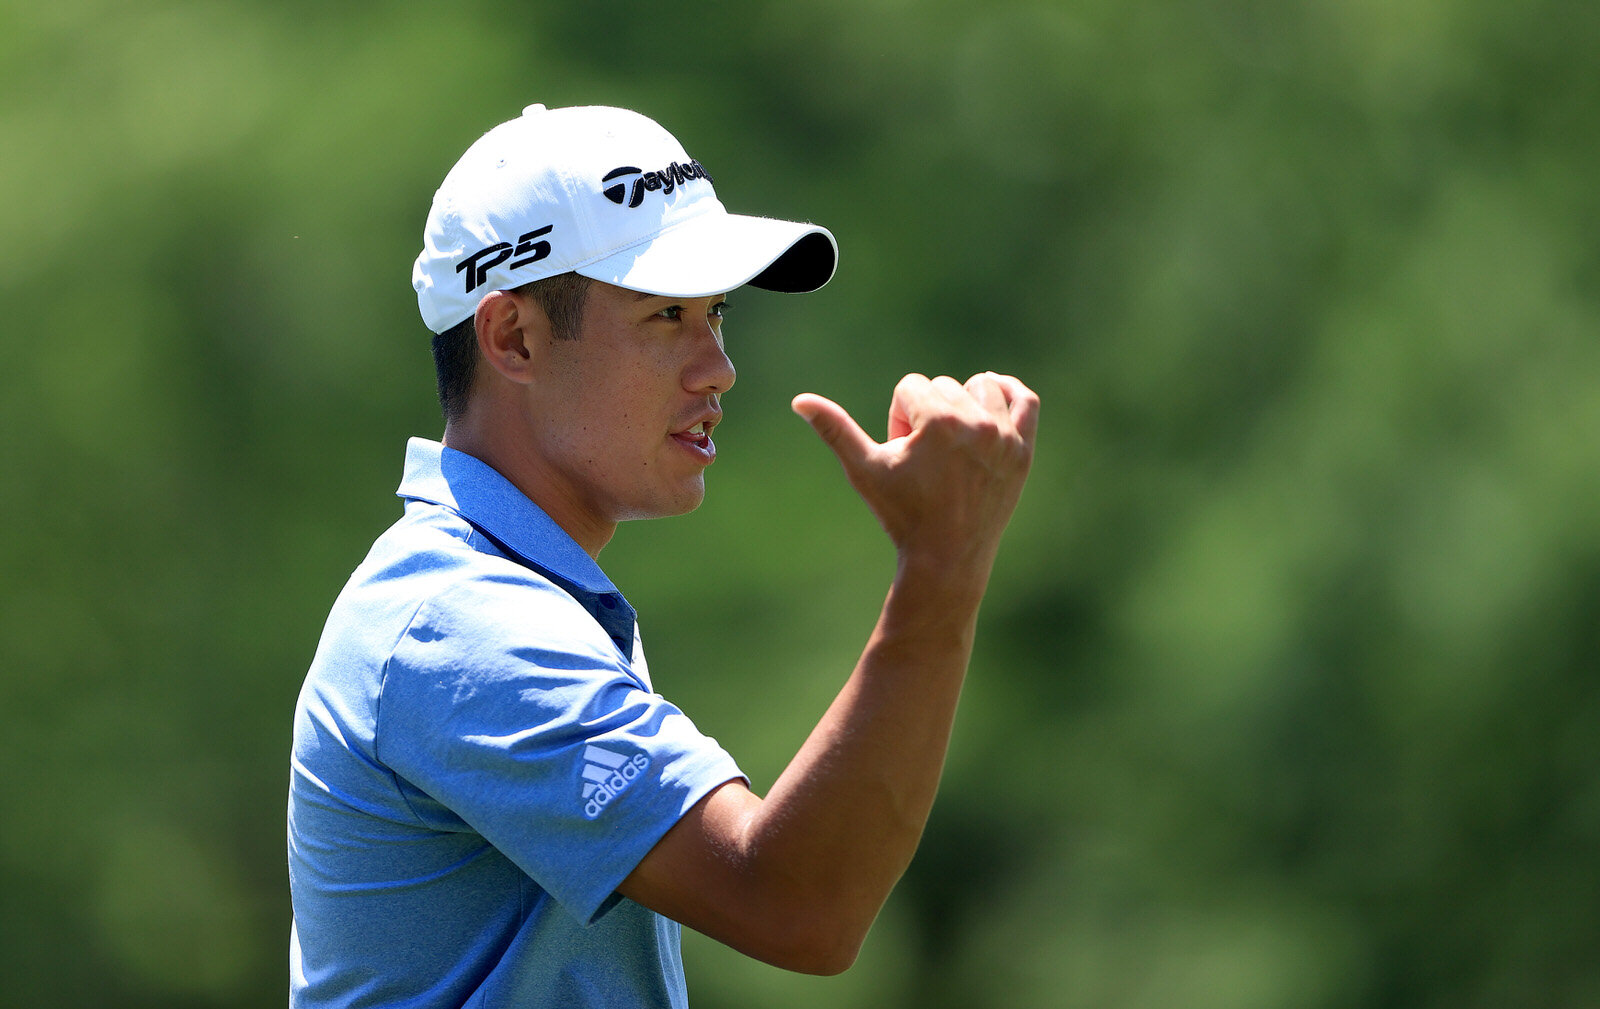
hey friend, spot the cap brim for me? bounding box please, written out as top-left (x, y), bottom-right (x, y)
top-left (577, 212), bottom-right (837, 298)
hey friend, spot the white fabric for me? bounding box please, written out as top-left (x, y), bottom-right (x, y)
top-left (413, 104), bottom-right (836, 332)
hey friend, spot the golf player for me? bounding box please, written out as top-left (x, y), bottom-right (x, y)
top-left (287, 103), bottom-right (1038, 1008)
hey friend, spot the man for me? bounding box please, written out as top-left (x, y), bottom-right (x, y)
top-left (288, 103), bottom-right (1037, 1008)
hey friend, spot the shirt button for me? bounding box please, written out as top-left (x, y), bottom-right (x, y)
top-left (600, 596), bottom-right (618, 609)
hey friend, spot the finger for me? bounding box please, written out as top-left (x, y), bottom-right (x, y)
top-left (792, 392), bottom-right (879, 467)
top-left (930, 375), bottom-right (968, 404)
top-left (887, 373), bottom-right (932, 441)
top-left (931, 374), bottom-right (986, 420)
top-left (985, 373), bottom-right (1041, 441)
top-left (894, 374), bottom-right (989, 436)
top-left (964, 372), bottom-right (1010, 414)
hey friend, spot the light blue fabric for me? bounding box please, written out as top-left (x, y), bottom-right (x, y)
top-left (289, 438), bottom-right (745, 1008)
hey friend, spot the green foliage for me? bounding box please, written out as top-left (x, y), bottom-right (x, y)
top-left (3, 0), bottom-right (1598, 1005)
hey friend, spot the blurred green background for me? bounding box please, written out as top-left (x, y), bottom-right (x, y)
top-left (3, 0), bottom-right (1598, 1005)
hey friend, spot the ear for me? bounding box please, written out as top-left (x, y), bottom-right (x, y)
top-left (473, 289), bottom-right (550, 386)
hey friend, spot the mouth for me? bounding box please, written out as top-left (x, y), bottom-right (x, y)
top-left (669, 416), bottom-right (718, 460)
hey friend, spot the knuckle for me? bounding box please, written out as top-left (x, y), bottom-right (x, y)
top-left (920, 411), bottom-right (968, 438)
top-left (969, 415), bottom-right (1003, 442)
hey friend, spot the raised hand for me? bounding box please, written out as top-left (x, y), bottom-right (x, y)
top-left (791, 372), bottom-right (1039, 574)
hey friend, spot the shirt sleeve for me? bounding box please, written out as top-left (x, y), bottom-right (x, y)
top-left (374, 566), bottom-right (746, 924)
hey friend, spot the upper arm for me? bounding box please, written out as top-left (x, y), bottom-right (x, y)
top-left (380, 574), bottom-right (748, 923)
top-left (618, 779), bottom-right (862, 976)
top-left (617, 778), bottom-right (762, 942)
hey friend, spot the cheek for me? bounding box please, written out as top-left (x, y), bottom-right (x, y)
top-left (611, 367), bottom-right (671, 423)
top-left (585, 382), bottom-right (655, 451)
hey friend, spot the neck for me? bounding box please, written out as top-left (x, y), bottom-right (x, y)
top-left (442, 411), bottom-right (616, 559)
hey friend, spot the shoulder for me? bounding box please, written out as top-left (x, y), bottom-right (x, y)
top-left (315, 503), bottom-right (614, 682)
top-left (354, 504), bottom-right (579, 610)
top-left (406, 561), bottom-right (614, 664)
top-left (362, 506), bottom-right (626, 682)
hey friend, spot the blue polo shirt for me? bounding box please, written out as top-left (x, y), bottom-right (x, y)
top-left (288, 438), bottom-right (745, 1008)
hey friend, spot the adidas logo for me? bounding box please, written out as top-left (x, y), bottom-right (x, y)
top-left (580, 744), bottom-right (651, 819)
top-left (600, 159), bottom-right (713, 209)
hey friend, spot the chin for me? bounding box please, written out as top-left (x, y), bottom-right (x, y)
top-left (619, 481), bottom-right (707, 522)
top-left (667, 484), bottom-right (708, 517)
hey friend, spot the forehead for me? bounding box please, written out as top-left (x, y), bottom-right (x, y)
top-left (587, 282), bottom-right (727, 309)
top-left (580, 280), bottom-right (655, 307)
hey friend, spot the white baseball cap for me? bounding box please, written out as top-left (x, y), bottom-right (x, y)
top-left (412, 103), bottom-right (838, 333)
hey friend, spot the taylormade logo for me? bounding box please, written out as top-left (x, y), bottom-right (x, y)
top-left (601, 159), bottom-right (713, 209)
top-left (580, 744), bottom-right (651, 819)
top-left (455, 225), bottom-right (554, 294)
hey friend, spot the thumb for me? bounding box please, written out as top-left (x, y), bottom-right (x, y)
top-left (791, 393), bottom-right (878, 468)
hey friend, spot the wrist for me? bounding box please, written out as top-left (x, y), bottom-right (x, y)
top-left (884, 548), bottom-right (991, 637)
top-left (894, 538), bottom-right (996, 593)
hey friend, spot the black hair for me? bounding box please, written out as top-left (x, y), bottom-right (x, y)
top-left (430, 272), bottom-right (593, 423)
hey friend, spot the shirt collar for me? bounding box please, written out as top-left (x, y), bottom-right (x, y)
top-left (396, 438), bottom-right (637, 649)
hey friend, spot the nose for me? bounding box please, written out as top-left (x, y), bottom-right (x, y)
top-left (685, 321), bottom-right (736, 395)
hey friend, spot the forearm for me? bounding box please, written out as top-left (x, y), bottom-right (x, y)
top-left (621, 554), bottom-right (993, 974)
top-left (733, 553), bottom-right (993, 963)
top-left (762, 555), bottom-right (985, 852)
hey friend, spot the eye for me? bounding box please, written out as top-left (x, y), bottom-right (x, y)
top-left (710, 300), bottom-right (728, 319)
top-left (656, 305), bottom-right (685, 321)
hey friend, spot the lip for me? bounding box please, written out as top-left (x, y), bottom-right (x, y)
top-left (668, 408), bottom-right (721, 464)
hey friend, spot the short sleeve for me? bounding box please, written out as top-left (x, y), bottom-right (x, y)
top-left (374, 566), bottom-right (745, 923)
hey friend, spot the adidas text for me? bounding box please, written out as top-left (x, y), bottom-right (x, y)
top-left (581, 745), bottom-right (651, 819)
